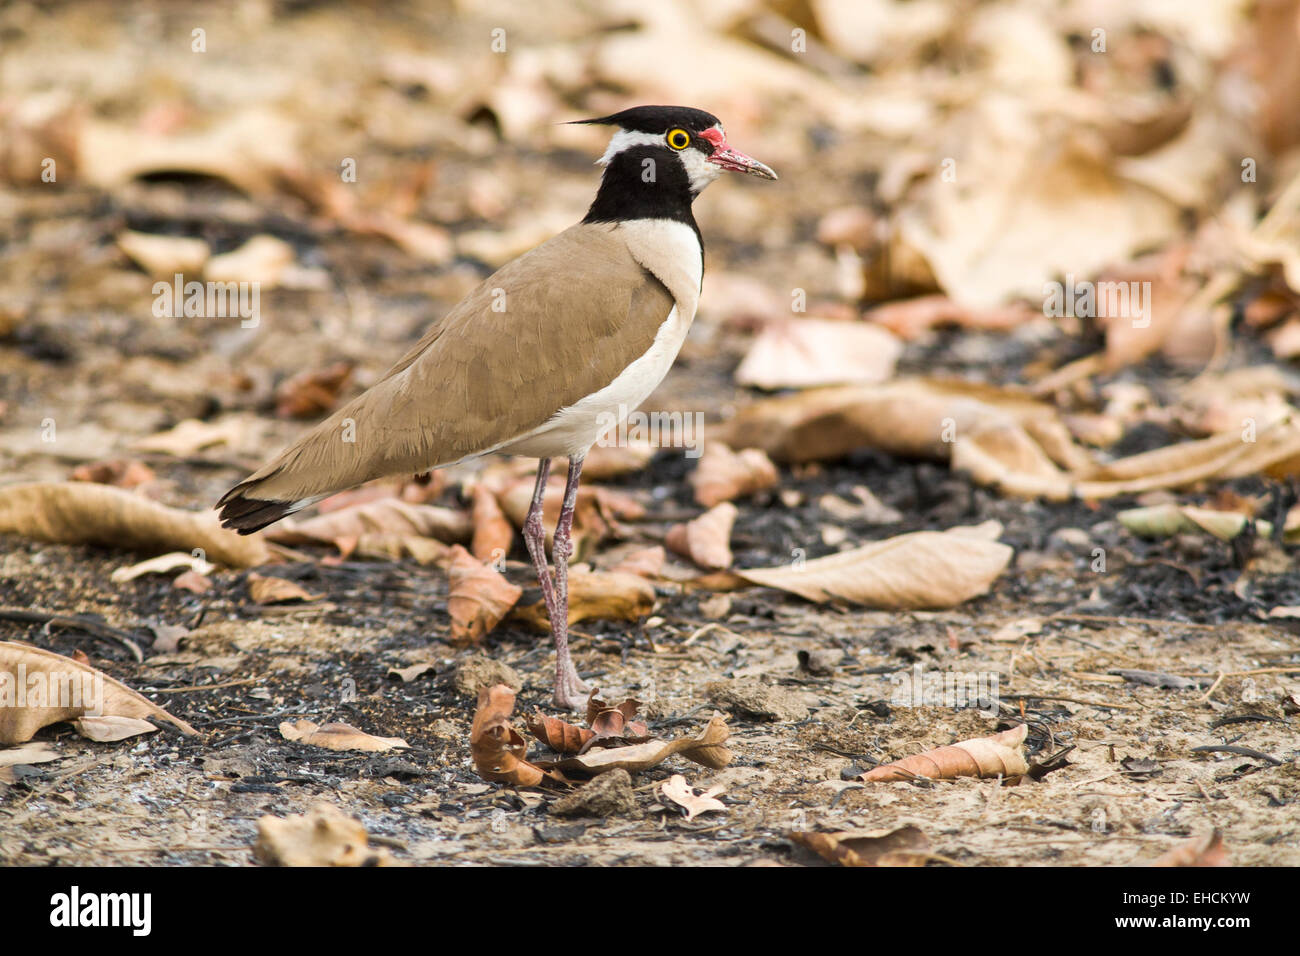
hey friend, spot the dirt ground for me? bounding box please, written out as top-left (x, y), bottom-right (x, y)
top-left (3, 1), bottom-right (1300, 867)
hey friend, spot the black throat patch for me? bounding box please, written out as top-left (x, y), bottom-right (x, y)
top-left (582, 144), bottom-right (703, 257)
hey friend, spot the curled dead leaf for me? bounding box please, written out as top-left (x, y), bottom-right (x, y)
top-left (0, 482), bottom-right (269, 567)
top-left (536, 713), bottom-right (733, 778)
top-left (860, 724), bottom-right (1029, 782)
top-left (469, 684), bottom-right (552, 788)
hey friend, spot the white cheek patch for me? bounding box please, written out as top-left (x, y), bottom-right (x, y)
top-left (678, 148), bottom-right (722, 193)
top-left (597, 129), bottom-right (666, 166)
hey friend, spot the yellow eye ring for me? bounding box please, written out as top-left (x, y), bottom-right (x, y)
top-left (666, 128), bottom-right (691, 150)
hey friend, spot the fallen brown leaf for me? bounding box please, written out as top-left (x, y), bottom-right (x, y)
top-left (666, 502), bottom-right (737, 570)
top-left (248, 573), bottom-right (323, 605)
top-left (267, 498), bottom-right (472, 548)
top-left (0, 482), bottom-right (269, 567)
top-left (607, 545), bottom-right (666, 578)
top-left (279, 719), bottom-right (409, 752)
top-left (734, 318), bottom-right (902, 390)
top-left (736, 522), bottom-right (1011, 609)
top-left (791, 825), bottom-right (937, 867)
top-left (536, 713), bottom-right (733, 778)
top-left (469, 684), bottom-right (551, 787)
top-left (660, 774), bottom-right (727, 821)
top-left (690, 444), bottom-right (778, 507)
top-left (860, 724), bottom-right (1029, 782)
top-left (470, 484), bottom-right (514, 564)
top-left (255, 803), bottom-right (396, 867)
top-left (447, 545), bottom-right (522, 644)
top-left (0, 641), bottom-right (198, 744)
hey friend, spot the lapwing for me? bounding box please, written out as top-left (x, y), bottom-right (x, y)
top-left (217, 105), bottom-right (777, 708)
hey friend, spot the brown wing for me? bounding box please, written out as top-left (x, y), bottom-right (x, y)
top-left (218, 223), bottom-right (674, 528)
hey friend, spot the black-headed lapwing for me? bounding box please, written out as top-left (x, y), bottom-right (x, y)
top-left (218, 105), bottom-right (777, 708)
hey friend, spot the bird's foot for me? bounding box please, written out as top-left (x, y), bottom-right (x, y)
top-left (552, 667), bottom-right (591, 711)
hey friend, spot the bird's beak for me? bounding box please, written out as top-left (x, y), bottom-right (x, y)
top-left (705, 135), bottom-right (778, 180)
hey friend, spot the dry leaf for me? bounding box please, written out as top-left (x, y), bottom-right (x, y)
top-left (205, 234), bottom-right (295, 287)
top-left (132, 418), bottom-right (248, 456)
top-left (690, 444), bottom-right (778, 507)
top-left (734, 318), bottom-right (902, 390)
top-left (660, 774), bottom-right (727, 821)
top-left (1151, 829), bottom-right (1231, 867)
top-left (666, 502), bottom-right (737, 570)
top-left (470, 484), bottom-right (514, 563)
top-left (447, 545), bottom-right (522, 644)
top-left (116, 230), bottom-right (210, 277)
top-left (0, 741), bottom-right (61, 769)
top-left (73, 715), bottom-right (158, 742)
top-left (791, 826), bottom-right (936, 867)
top-left (469, 684), bottom-right (550, 787)
top-left (860, 724), bottom-right (1029, 782)
top-left (248, 573), bottom-right (323, 605)
top-left (607, 545), bottom-right (666, 578)
top-left (0, 641), bottom-right (197, 744)
top-left (279, 720), bottom-right (409, 752)
top-left (536, 714), bottom-right (733, 778)
top-left (586, 693), bottom-right (649, 742)
top-left (525, 711), bottom-right (593, 754)
top-left (1119, 504), bottom-right (1268, 541)
top-left (736, 522), bottom-right (1011, 609)
top-left (511, 570), bottom-right (654, 631)
top-left (268, 499), bottom-right (472, 548)
top-left (111, 551), bottom-right (216, 584)
top-left (581, 440), bottom-right (657, 479)
top-left (0, 482), bottom-right (269, 567)
top-left (255, 803), bottom-right (395, 867)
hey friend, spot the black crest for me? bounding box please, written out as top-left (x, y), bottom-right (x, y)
top-left (571, 105), bottom-right (720, 134)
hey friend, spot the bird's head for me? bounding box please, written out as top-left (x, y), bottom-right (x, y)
top-left (573, 105), bottom-right (777, 196)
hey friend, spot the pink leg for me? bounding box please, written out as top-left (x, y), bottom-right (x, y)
top-left (521, 459), bottom-right (560, 629)
top-left (551, 456), bottom-right (590, 709)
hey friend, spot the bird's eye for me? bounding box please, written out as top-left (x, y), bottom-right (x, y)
top-left (666, 128), bottom-right (691, 150)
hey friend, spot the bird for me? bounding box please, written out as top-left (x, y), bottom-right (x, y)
top-left (217, 105), bottom-right (777, 709)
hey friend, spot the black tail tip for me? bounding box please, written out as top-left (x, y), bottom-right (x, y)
top-left (217, 494), bottom-right (296, 535)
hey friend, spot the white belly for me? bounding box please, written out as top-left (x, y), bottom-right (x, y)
top-left (500, 304), bottom-right (690, 459)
